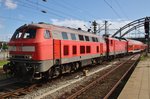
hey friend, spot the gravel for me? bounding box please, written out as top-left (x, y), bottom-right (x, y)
top-left (20, 56), bottom-right (130, 99)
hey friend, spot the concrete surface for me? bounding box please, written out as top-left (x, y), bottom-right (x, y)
top-left (118, 56), bottom-right (150, 99)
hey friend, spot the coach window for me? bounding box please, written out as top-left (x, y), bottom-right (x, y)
top-left (71, 33), bottom-right (76, 40)
top-left (80, 46), bottom-right (85, 54)
top-left (79, 35), bottom-right (84, 41)
top-left (72, 46), bottom-right (77, 55)
top-left (64, 45), bottom-right (69, 56)
top-left (44, 30), bottom-right (51, 39)
top-left (62, 32), bottom-right (68, 40)
top-left (85, 36), bottom-right (89, 41)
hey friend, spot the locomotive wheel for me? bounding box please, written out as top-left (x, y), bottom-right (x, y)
top-left (71, 63), bottom-right (77, 72)
top-left (68, 64), bottom-right (73, 73)
top-left (43, 68), bottom-right (53, 80)
top-left (97, 58), bottom-right (103, 65)
top-left (75, 62), bottom-right (80, 70)
top-left (53, 66), bottom-right (61, 78)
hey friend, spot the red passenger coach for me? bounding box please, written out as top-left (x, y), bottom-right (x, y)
top-left (3, 23), bottom-right (146, 82)
top-left (106, 37), bottom-right (127, 57)
top-left (127, 39), bottom-right (145, 53)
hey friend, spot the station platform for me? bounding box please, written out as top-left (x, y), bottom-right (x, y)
top-left (118, 55), bottom-right (150, 99)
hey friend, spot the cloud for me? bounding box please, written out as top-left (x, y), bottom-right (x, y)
top-left (51, 19), bottom-right (89, 30)
top-left (4, 0), bottom-right (17, 9)
top-left (51, 19), bottom-right (132, 35)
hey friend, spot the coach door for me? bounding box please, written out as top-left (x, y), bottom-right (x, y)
top-left (53, 39), bottom-right (61, 64)
top-left (100, 43), bottom-right (103, 55)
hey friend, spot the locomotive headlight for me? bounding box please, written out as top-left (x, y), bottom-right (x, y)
top-left (26, 55), bottom-right (32, 59)
top-left (28, 55), bottom-right (32, 59)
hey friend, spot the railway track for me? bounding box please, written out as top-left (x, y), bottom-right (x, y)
top-left (0, 68), bottom-right (38, 98)
top-left (0, 68), bottom-right (6, 79)
top-left (0, 78), bottom-right (22, 87)
top-left (0, 54), bottom-right (141, 99)
top-left (0, 80), bottom-right (39, 99)
top-left (0, 68), bottom-right (12, 80)
top-left (61, 54), bottom-right (140, 99)
top-left (0, 68), bottom-right (3, 73)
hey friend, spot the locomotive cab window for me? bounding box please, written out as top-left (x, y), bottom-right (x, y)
top-left (12, 28), bottom-right (36, 40)
top-left (23, 29), bottom-right (36, 39)
top-left (44, 30), bottom-right (51, 39)
top-left (12, 31), bottom-right (22, 39)
top-left (62, 32), bottom-right (68, 40)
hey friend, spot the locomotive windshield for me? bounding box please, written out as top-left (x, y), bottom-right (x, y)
top-left (11, 28), bottom-right (36, 40)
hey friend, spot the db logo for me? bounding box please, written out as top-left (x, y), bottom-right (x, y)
top-left (16, 46), bottom-right (22, 51)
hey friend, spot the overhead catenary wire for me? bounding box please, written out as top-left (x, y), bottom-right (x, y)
top-left (51, 0), bottom-right (98, 20)
top-left (17, 0), bottom-right (75, 19)
top-left (1, 0), bottom-right (129, 33)
top-left (49, 0), bottom-right (85, 17)
top-left (14, 1), bottom-right (66, 21)
top-left (17, 0), bottom-right (71, 19)
top-left (103, 0), bottom-right (122, 19)
top-left (25, 0), bottom-right (86, 21)
top-left (0, 1), bottom-right (67, 23)
top-left (0, 15), bottom-right (31, 23)
top-left (114, 0), bottom-right (130, 20)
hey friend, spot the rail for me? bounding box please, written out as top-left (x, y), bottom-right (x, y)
top-left (0, 83), bottom-right (38, 99)
top-left (66, 54), bottom-right (140, 99)
top-left (104, 54), bottom-right (140, 98)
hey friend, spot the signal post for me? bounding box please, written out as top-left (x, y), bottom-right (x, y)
top-left (144, 17), bottom-right (150, 55)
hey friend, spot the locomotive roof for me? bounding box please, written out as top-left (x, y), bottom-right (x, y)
top-left (26, 23), bottom-right (100, 37)
top-left (19, 23), bottom-right (127, 42)
top-left (127, 39), bottom-right (143, 44)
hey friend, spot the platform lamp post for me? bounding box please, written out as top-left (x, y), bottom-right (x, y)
top-left (144, 17), bottom-right (150, 55)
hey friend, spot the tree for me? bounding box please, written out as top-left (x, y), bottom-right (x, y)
top-left (2, 43), bottom-right (8, 51)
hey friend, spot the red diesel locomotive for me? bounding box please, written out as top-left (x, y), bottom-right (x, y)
top-left (3, 23), bottom-right (146, 81)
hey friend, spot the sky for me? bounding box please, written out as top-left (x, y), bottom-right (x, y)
top-left (0, 0), bottom-right (150, 41)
